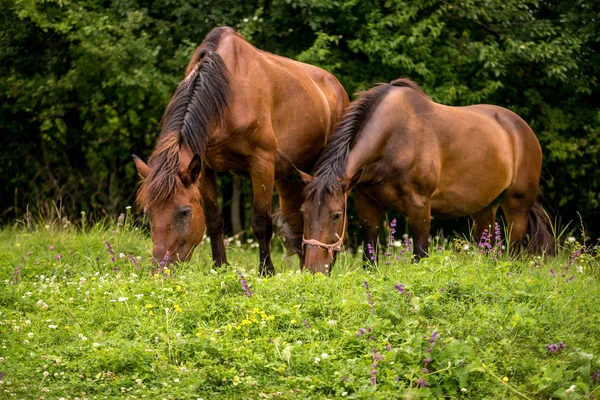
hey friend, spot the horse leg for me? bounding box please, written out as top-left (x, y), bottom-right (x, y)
top-left (405, 194), bottom-right (432, 261)
top-left (470, 204), bottom-right (499, 245)
top-left (501, 188), bottom-right (537, 255)
top-left (275, 177), bottom-right (305, 268)
top-left (355, 190), bottom-right (384, 267)
top-left (199, 166), bottom-right (228, 266)
top-left (250, 153), bottom-right (276, 276)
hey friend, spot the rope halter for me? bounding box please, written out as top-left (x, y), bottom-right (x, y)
top-left (301, 196), bottom-right (348, 258)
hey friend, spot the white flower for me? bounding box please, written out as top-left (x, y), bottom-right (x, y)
top-left (23, 340), bottom-right (29, 345)
top-left (36, 300), bottom-right (48, 309)
top-left (78, 334), bottom-right (88, 341)
top-left (92, 342), bottom-right (100, 347)
top-left (25, 320), bottom-right (31, 325)
top-left (0, 357), bottom-right (4, 362)
top-left (327, 320), bottom-right (337, 326)
top-left (463, 244), bottom-right (470, 251)
top-left (27, 332), bottom-right (33, 338)
top-left (341, 392), bottom-right (348, 397)
top-left (461, 388), bottom-right (467, 392)
top-left (48, 324), bottom-right (57, 329)
top-left (135, 379), bottom-right (142, 385)
top-left (565, 385), bottom-right (576, 394)
top-left (135, 294), bottom-right (144, 299)
top-left (321, 353), bottom-right (329, 359)
top-left (567, 236), bottom-right (576, 242)
top-left (314, 357), bottom-right (321, 364)
top-left (297, 340), bottom-right (303, 345)
top-left (118, 297), bottom-right (128, 302)
top-left (119, 253), bottom-right (125, 259)
top-left (43, 371), bottom-right (49, 377)
top-left (126, 206), bottom-right (132, 210)
top-left (173, 378), bottom-right (180, 383)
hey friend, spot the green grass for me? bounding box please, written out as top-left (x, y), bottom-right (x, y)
top-left (1, 217), bottom-right (599, 399)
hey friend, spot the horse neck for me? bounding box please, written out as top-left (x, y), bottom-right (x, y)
top-left (343, 117), bottom-right (388, 181)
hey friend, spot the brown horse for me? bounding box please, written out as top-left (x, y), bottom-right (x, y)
top-left (133, 27), bottom-right (348, 273)
top-left (297, 78), bottom-right (553, 273)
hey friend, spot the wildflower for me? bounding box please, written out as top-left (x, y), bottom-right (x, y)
top-left (341, 376), bottom-right (348, 382)
top-left (364, 280), bottom-right (375, 315)
top-left (314, 357), bottom-right (321, 364)
top-left (429, 331), bottom-right (439, 345)
top-left (49, 245), bottom-right (55, 250)
top-left (48, 324), bottom-right (57, 329)
top-left (422, 367), bottom-right (429, 374)
top-left (394, 283), bottom-right (406, 293)
top-left (128, 254), bottom-right (140, 270)
top-left (416, 377), bottom-right (429, 388)
top-left (93, 342), bottom-right (100, 347)
top-left (565, 385), bottom-right (576, 394)
top-left (118, 297), bottom-right (128, 302)
top-left (117, 213), bottom-right (125, 227)
top-left (356, 328), bottom-right (367, 337)
top-left (366, 243), bottom-right (376, 261)
top-left (321, 353), bottom-right (329, 359)
top-left (303, 320), bottom-right (310, 329)
top-left (56, 253), bottom-right (62, 260)
top-left (27, 332), bottom-right (33, 338)
top-left (105, 241), bottom-right (116, 263)
top-left (502, 376), bottom-right (509, 382)
top-left (423, 357), bottom-right (431, 364)
top-left (236, 270), bottom-right (252, 297)
top-left (370, 369), bottom-right (377, 385)
top-left (592, 370), bottom-right (600, 381)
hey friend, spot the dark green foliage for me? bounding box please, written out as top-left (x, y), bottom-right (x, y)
top-left (1, 0), bottom-right (598, 235)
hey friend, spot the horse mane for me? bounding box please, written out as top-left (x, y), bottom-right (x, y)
top-left (304, 78), bottom-right (427, 200)
top-left (137, 27), bottom-right (232, 208)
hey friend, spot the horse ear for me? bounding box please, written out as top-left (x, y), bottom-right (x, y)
top-left (182, 154), bottom-right (202, 186)
top-left (340, 173), bottom-right (360, 193)
top-left (132, 154), bottom-right (150, 179)
top-left (291, 165), bottom-right (314, 185)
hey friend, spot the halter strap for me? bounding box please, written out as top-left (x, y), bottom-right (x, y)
top-left (301, 195), bottom-right (348, 257)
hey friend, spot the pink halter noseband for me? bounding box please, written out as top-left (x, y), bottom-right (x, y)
top-left (301, 196), bottom-right (348, 258)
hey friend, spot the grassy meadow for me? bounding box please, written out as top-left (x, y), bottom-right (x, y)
top-left (0, 214), bottom-right (599, 399)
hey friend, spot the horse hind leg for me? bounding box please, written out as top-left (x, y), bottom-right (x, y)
top-left (500, 187), bottom-right (538, 255)
top-left (470, 203), bottom-right (500, 246)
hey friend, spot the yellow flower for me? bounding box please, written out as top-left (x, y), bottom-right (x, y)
top-left (195, 332), bottom-right (202, 338)
top-left (15, 243), bottom-right (21, 247)
top-left (291, 319), bottom-right (297, 324)
top-left (241, 319), bottom-right (252, 326)
top-left (145, 304), bottom-right (154, 309)
top-left (174, 304), bottom-right (182, 313)
top-left (164, 268), bottom-right (171, 275)
top-left (148, 310), bottom-right (154, 315)
top-left (176, 285), bottom-right (181, 291)
top-left (261, 313), bottom-right (268, 320)
top-left (253, 308), bottom-right (260, 314)
top-left (153, 273), bottom-right (159, 278)
top-left (502, 376), bottom-right (509, 382)
top-left (235, 326), bottom-right (241, 330)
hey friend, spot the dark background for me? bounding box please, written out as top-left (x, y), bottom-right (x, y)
top-left (1, 0), bottom-right (598, 240)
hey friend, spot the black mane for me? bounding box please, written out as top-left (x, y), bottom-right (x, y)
top-left (304, 78), bottom-right (427, 200)
top-left (138, 27), bottom-right (232, 208)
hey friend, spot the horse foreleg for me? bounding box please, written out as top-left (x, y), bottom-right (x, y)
top-left (406, 195), bottom-right (431, 261)
top-left (199, 166), bottom-right (228, 267)
top-left (275, 177), bottom-right (305, 269)
top-left (470, 204), bottom-right (499, 245)
top-left (355, 190), bottom-right (384, 268)
top-left (250, 153), bottom-right (276, 276)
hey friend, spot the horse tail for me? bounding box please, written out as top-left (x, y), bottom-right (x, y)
top-left (161, 32), bottom-right (231, 159)
top-left (527, 199), bottom-right (555, 255)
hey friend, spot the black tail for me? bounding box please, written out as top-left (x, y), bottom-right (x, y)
top-left (527, 201), bottom-right (555, 255)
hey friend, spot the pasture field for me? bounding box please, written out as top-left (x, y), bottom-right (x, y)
top-left (0, 216), bottom-right (599, 399)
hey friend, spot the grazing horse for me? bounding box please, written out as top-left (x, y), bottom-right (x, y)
top-left (133, 27), bottom-right (348, 273)
top-left (297, 78), bottom-right (553, 273)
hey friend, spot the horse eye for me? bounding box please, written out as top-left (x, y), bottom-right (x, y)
top-left (332, 212), bottom-right (343, 221)
top-left (178, 209), bottom-right (191, 219)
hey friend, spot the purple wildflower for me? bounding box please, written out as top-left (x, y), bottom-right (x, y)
top-left (416, 377), bottom-right (429, 388)
top-left (105, 241), bottom-right (116, 263)
top-left (566, 275), bottom-right (575, 282)
top-left (550, 268), bottom-right (556, 277)
top-left (423, 357), bottom-right (432, 365)
top-left (429, 331), bottom-right (439, 345)
top-left (386, 344), bottom-right (392, 351)
top-left (117, 213), bottom-right (125, 227)
top-left (426, 347), bottom-right (433, 353)
top-left (49, 245), bottom-right (55, 250)
top-left (422, 367), bottom-right (429, 374)
top-left (364, 280), bottom-right (376, 315)
top-left (12, 255), bottom-right (25, 284)
top-left (236, 270), bottom-right (252, 298)
top-left (394, 283), bottom-right (406, 293)
top-left (370, 369), bottom-right (377, 385)
top-left (356, 328), bottom-right (367, 337)
top-left (341, 376), bottom-right (349, 382)
top-left (546, 342), bottom-right (566, 353)
top-left (303, 320), bottom-right (310, 329)
top-left (592, 370), bottom-right (600, 381)
top-left (366, 243), bottom-right (376, 261)
top-left (127, 254), bottom-right (140, 270)
top-left (55, 253), bottom-right (62, 260)
top-left (494, 222), bottom-right (503, 257)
